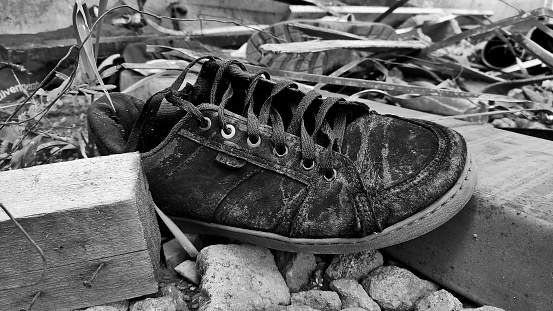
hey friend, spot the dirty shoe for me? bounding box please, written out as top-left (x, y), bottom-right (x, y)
top-left (88, 56), bottom-right (477, 253)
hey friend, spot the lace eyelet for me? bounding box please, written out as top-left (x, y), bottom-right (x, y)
top-left (301, 159), bottom-right (315, 171)
top-left (273, 145), bottom-right (288, 158)
top-left (199, 117), bottom-right (211, 131)
top-left (247, 135), bottom-right (261, 148)
top-left (323, 168), bottom-right (337, 182)
top-left (221, 124), bottom-right (236, 139)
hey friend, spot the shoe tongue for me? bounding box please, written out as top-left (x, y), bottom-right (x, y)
top-left (190, 59), bottom-right (367, 150)
top-left (191, 60), bottom-right (298, 117)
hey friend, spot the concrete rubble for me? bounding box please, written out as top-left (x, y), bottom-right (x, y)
top-left (196, 244), bottom-right (291, 311)
top-left (290, 290), bottom-right (342, 311)
top-left (325, 250), bottom-right (384, 282)
top-left (275, 251), bottom-right (318, 293)
top-left (362, 266), bottom-right (439, 311)
top-left (129, 297), bottom-right (177, 311)
top-left (175, 260), bottom-right (201, 285)
top-left (414, 289), bottom-right (463, 311)
top-left (329, 279), bottom-right (381, 311)
top-left (76, 243), bottom-right (507, 311)
top-left (80, 300), bottom-right (130, 311)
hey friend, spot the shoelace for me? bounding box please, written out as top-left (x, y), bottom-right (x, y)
top-left (127, 56), bottom-right (362, 181)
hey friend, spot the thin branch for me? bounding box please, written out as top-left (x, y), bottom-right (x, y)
top-left (0, 203), bottom-right (47, 290)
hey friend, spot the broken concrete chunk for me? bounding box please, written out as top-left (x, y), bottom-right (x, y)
top-left (329, 279), bottom-right (380, 311)
top-left (362, 266), bottom-right (438, 311)
top-left (159, 283), bottom-right (189, 311)
top-left (463, 307), bottom-right (506, 311)
top-left (196, 244), bottom-right (290, 311)
top-left (291, 290), bottom-right (341, 311)
top-left (264, 305), bottom-right (320, 311)
top-left (130, 297), bottom-right (177, 311)
top-left (415, 289), bottom-right (462, 311)
top-left (275, 251), bottom-right (317, 293)
top-left (325, 250), bottom-right (384, 282)
top-left (163, 236), bottom-right (202, 269)
top-left (175, 260), bottom-right (201, 285)
top-left (80, 300), bottom-right (129, 311)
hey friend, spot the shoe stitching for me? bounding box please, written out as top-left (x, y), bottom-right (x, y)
top-left (211, 168), bottom-right (262, 223)
top-left (286, 156), bottom-right (474, 246)
top-left (180, 107), bottom-right (315, 184)
top-left (377, 116), bottom-right (463, 196)
top-left (274, 186), bottom-right (309, 236)
top-left (176, 156), bottom-right (474, 247)
top-left (152, 145), bottom-right (205, 184)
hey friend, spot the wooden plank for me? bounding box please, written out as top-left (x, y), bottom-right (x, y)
top-left (0, 251), bottom-right (157, 311)
top-left (421, 7), bottom-right (551, 55)
top-left (260, 40), bottom-right (426, 54)
top-left (180, 0), bottom-right (289, 30)
top-left (401, 59), bottom-right (505, 83)
top-left (287, 22), bottom-right (370, 41)
top-left (2, 29), bottom-right (256, 65)
top-left (511, 32), bottom-right (553, 71)
top-left (189, 25), bottom-right (267, 48)
top-left (337, 96), bottom-right (553, 311)
top-left (0, 152), bottom-right (160, 310)
top-left (3, 35), bottom-right (162, 64)
top-left (373, 0), bottom-right (411, 23)
top-left (288, 5), bottom-right (494, 26)
top-left (241, 63), bottom-right (526, 102)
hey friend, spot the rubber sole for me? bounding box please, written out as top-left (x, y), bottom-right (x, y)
top-left (171, 153), bottom-right (477, 253)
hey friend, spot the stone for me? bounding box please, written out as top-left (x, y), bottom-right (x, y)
top-left (415, 290), bottom-right (462, 311)
top-left (175, 260), bottom-right (201, 285)
top-left (362, 266), bottom-right (438, 311)
top-left (163, 236), bottom-right (202, 269)
top-left (329, 279), bottom-right (380, 311)
top-left (342, 308), bottom-right (372, 311)
top-left (463, 307), bottom-right (505, 311)
top-left (264, 305), bottom-right (320, 311)
top-left (291, 290), bottom-right (341, 311)
top-left (325, 250), bottom-right (384, 282)
top-left (275, 251), bottom-right (317, 292)
top-left (159, 283), bottom-right (189, 311)
top-left (285, 307), bottom-right (319, 311)
top-left (130, 297), bottom-right (177, 311)
top-left (80, 300), bottom-right (129, 311)
top-left (196, 244), bottom-right (290, 311)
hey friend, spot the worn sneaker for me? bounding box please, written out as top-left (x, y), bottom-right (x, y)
top-left (88, 56), bottom-right (477, 253)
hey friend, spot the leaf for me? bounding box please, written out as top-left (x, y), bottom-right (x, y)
top-left (0, 125), bottom-right (24, 143)
top-left (46, 77), bottom-right (71, 103)
top-left (10, 134), bottom-right (43, 170)
top-left (77, 132), bottom-right (88, 159)
top-left (246, 20), bottom-right (397, 75)
top-left (77, 129), bottom-right (96, 158)
top-left (8, 149), bottom-right (23, 169)
top-left (260, 40), bottom-right (426, 54)
top-left (100, 65), bottom-right (121, 79)
top-left (121, 71), bottom-right (168, 94)
top-left (287, 22), bottom-right (371, 41)
top-left (394, 95), bottom-right (483, 116)
top-left (72, 1), bottom-right (114, 111)
top-left (94, 0), bottom-right (109, 62)
top-left (73, 1), bottom-right (96, 85)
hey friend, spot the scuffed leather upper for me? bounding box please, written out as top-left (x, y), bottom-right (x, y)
top-left (139, 61), bottom-right (467, 239)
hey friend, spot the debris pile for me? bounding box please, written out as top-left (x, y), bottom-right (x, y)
top-left (81, 243), bottom-right (505, 311)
